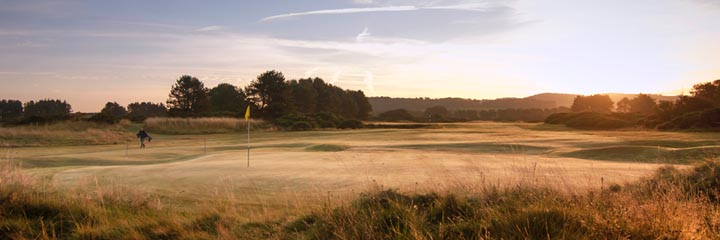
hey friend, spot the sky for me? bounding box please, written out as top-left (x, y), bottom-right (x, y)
top-left (1, 0), bottom-right (719, 112)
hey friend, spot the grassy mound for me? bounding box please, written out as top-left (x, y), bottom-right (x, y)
top-left (305, 144), bottom-right (349, 152)
top-left (545, 112), bottom-right (639, 130)
top-left (561, 146), bottom-right (720, 163)
top-left (395, 142), bottom-right (551, 155)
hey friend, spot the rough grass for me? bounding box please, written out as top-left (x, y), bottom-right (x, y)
top-left (0, 120), bottom-right (135, 147)
top-left (3, 155), bottom-right (720, 239)
top-left (144, 117), bottom-right (272, 134)
top-left (5, 122), bottom-right (720, 238)
top-left (287, 161), bottom-right (720, 239)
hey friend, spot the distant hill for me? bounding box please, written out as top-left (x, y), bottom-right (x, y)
top-left (369, 93), bottom-right (679, 114)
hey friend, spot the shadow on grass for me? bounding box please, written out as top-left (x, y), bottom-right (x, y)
top-left (560, 146), bottom-right (720, 164)
top-left (20, 153), bottom-right (204, 168)
top-left (392, 142), bottom-right (552, 155)
top-left (305, 144), bottom-right (349, 152)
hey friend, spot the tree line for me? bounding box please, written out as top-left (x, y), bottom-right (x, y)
top-left (0, 99), bottom-right (168, 124)
top-left (0, 99), bottom-right (73, 124)
top-left (547, 80), bottom-right (720, 130)
top-left (368, 96), bottom-right (558, 114)
top-left (374, 105), bottom-right (569, 123)
top-left (159, 70), bottom-right (371, 129)
top-left (1, 70), bottom-right (372, 130)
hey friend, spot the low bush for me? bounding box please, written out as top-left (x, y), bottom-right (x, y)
top-left (313, 112), bottom-right (342, 128)
top-left (377, 109), bottom-right (416, 122)
top-left (275, 112), bottom-right (364, 131)
top-left (658, 108), bottom-right (720, 130)
top-left (338, 119), bottom-right (363, 129)
top-left (290, 121), bottom-right (313, 131)
top-left (275, 114), bottom-right (317, 130)
top-left (545, 112), bottom-right (636, 129)
top-left (87, 112), bottom-right (120, 124)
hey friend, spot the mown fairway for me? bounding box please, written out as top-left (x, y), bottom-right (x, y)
top-left (8, 122), bottom-right (720, 212)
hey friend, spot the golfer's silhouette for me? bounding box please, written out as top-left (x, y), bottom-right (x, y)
top-left (136, 128), bottom-right (151, 149)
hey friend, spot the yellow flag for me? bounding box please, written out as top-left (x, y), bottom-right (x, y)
top-left (244, 106), bottom-right (251, 121)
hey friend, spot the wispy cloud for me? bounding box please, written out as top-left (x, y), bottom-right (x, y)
top-left (356, 27), bottom-right (371, 42)
top-left (196, 25), bottom-right (223, 32)
top-left (261, 6), bottom-right (418, 21)
top-left (260, 3), bottom-right (494, 22)
top-left (424, 3), bottom-right (493, 11)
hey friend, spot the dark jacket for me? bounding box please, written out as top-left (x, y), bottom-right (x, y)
top-left (137, 130), bottom-right (150, 139)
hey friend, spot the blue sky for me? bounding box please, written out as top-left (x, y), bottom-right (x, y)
top-left (1, 0), bottom-right (719, 111)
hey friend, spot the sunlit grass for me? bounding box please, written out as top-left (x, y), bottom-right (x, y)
top-left (144, 117), bottom-right (272, 134)
top-left (3, 154), bottom-right (720, 239)
top-left (4, 122), bottom-right (720, 238)
top-left (0, 120), bottom-right (135, 147)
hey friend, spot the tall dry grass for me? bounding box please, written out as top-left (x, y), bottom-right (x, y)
top-left (2, 151), bottom-right (720, 239)
top-left (144, 117), bottom-right (272, 134)
top-left (0, 120), bottom-right (135, 147)
top-left (284, 161), bottom-right (720, 239)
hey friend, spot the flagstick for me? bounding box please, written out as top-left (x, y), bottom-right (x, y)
top-left (247, 119), bottom-right (250, 168)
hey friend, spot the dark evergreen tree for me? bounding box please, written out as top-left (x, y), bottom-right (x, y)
top-left (100, 102), bottom-right (127, 118)
top-left (570, 94), bottom-right (614, 113)
top-left (89, 102), bottom-right (127, 123)
top-left (23, 99), bottom-right (72, 123)
top-left (127, 102), bottom-right (168, 122)
top-left (208, 83), bottom-right (246, 116)
top-left (0, 99), bottom-right (23, 123)
top-left (246, 70), bottom-right (292, 118)
top-left (616, 97), bottom-right (631, 113)
top-left (691, 80), bottom-right (720, 104)
top-left (288, 79), bottom-right (318, 114)
top-left (348, 90), bottom-right (372, 119)
top-left (167, 75), bottom-right (210, 117)
top-left (628, 94), bottom-right (657, 115)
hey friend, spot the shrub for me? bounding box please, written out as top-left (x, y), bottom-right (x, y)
top-left (87, 112), bottom-right (120, 124)
top-left (544, 113), bottom-right (573, 124)
top-left (657, 108), bottom-right (720, 130)
top-left (274, 114), bottom-right (317, 130)
top-left (544, 112), bottom-right (635, 129)
top-left (337, 119), bottom-right (363, 129)
top-left (657, 111), bottom-right (702, 130)
top-left (127, 114), bottom-right (147, 123)
top-left (313, 112), bottom-right (342, 128)
top-left (289, 121), bottom-right (312, 131)
top-left (377, 109), bottom-right (415, 122)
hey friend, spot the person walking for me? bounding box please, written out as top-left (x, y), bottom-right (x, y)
top-left (136, 128), bottom-right (151, 149)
